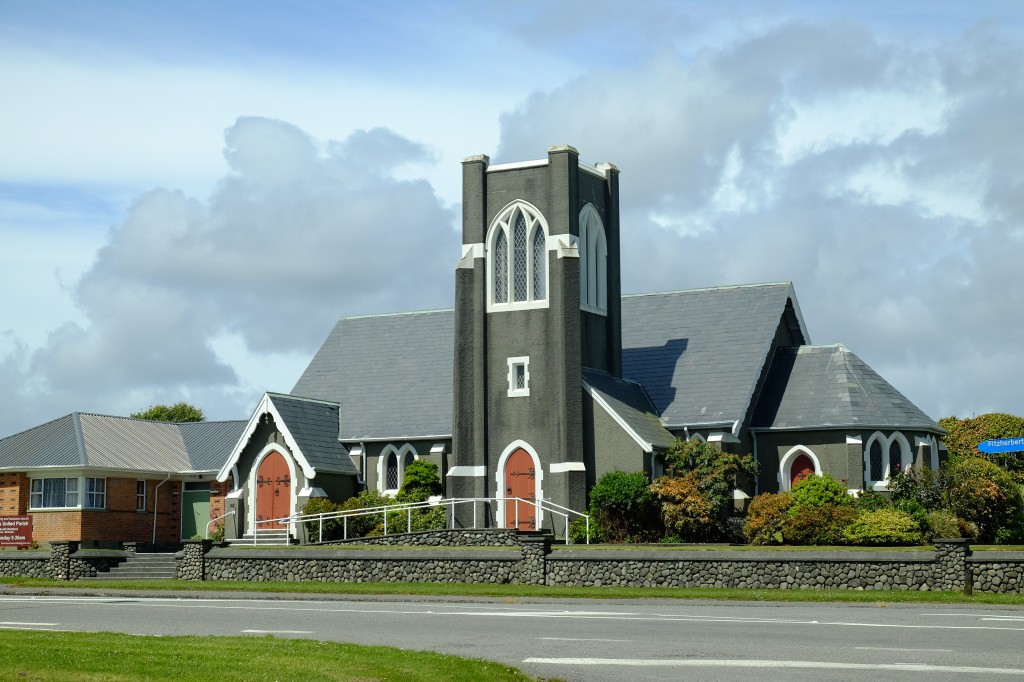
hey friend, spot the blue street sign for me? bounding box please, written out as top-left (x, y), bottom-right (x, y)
top-left (978, 437), bottom-right (1024, 454)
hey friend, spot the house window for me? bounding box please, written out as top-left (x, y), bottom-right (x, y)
top-left (136, 480), bottom-right (147, 511)
top-left (29, 477), bottom-right (78, 509)
top-left (507, 356), bottom-right (530, 397)
top-left (578, 204), bottom-right (608, 315)
top-left (488, 201), bottom-right (548, 310)
top-left (84, 477), bottom-right (106, 509)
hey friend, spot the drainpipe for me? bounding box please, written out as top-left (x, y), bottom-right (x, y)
top-left (152, 474), bottom-right (172, 545)
top-left (752, 432), bottom-right (760, 496)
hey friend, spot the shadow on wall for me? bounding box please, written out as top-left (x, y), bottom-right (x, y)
top-left (622, 338), bottom-right (687, 414)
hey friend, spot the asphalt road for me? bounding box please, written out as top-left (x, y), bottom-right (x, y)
top-left (2, 591), bottom-right (1024, 681)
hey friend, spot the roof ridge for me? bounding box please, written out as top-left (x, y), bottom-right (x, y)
top-left (267, 392), bottom-right (340, 407)
top-left (341, 307), bottom-right (455, 321)
top-left (622, 281), bottom-right (793, 299)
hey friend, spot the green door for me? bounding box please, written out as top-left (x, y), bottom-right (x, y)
top-left (181, 483), bottom-right (211, 539)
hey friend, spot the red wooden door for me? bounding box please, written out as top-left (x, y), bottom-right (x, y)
top-left (504, 448), bottom-right (536, 530)
top-left (256, 451), bottom-right (290, 529)
top-left (790, 453), bottom-right (814, 488)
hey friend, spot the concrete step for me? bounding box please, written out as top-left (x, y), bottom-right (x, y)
top-left (88, 552), bottom-right (178, 580)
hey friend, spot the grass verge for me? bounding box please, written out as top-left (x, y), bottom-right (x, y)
top-left (0, 630), bottom-right (543, 681)
top-left (2, 576), bottom-right (1023, 605)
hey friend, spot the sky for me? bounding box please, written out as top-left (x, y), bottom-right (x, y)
top-left (1, 0), bottom-right (1023, 437)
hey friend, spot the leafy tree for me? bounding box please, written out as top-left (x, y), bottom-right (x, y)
top-left (131, 402), bottom-right (205, 423)
top-left (943, 457), bottom-right (1024, 543)
top-left (939, 413), bottom-right (1024, 483)
top-left (664, 438), bottom-right (755, 519)
top-left (396, 460), bottom-right (443, 503)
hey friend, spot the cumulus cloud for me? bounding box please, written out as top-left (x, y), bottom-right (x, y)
top-left (0, 118), bottom-right (457, 434)
top-left (496, 19), bottom-right (1024, 419)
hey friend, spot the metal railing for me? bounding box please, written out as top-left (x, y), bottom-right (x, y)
top-left (205, 509), bottom-right (235, 540)
top-left (253, 496), bottom-right (590, 545)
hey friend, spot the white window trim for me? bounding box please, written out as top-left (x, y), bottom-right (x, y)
top-left (28, 476), bottom-right (80, 510)
top-left (579, 203), bottom-right (608, 316)
top-left (863, 431), bottom-right (912, 491)
top-left (83, 477), bottom-right (106, 510)
top-left (378, 443), bottom-right (419, 496)
top-left (486, 200), bottom-right (551, 312)
top-left (507, 356), bottom-right (531, 397)
top-left (778, 446), bottom-right (822, 492)
top-left (136, 480), bottom-right (147, 512)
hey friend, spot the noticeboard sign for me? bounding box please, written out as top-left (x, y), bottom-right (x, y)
top-left (978, 437), bottom-right (1024, 454)
top-left (0, 516), bottom-right (33, 547)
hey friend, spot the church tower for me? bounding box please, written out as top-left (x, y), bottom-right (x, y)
top-left (449, 145), bottom-right (622, 530)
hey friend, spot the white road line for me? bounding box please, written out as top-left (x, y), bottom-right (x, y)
top-left (240, 629), bottom-right (314, 634)
top-left (855, 647), bottom-right (952, 653)
top-left (0, 621), bottom-right (58, 626)
top-left (0, 626), bottom-right (70, 632)
top-left (523, 658), bottom-right (1024, 675)
top-left (540, 637), bottom-right (632, 642)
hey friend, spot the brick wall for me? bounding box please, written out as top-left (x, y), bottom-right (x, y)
top-left (210, 478), bottom-right (231, 524)
top-left (0, 473), bottom-right (28, 515)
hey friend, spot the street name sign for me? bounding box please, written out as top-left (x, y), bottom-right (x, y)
top-left (978, 437), bottom-right (1024, 454)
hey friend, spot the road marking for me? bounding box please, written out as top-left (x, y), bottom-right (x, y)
top-left (523, 658), bottom-right (1024, 675)
top-left (0, 621), bottom-right (58, 626)
top-left (241, 629), bottom-right (314, 635)
top-left (540, 637), bottom-right (631, 642)
top-left (855, 647), bottom-right (952, 653)
top-left (0, 625), bottom-right (70, 632)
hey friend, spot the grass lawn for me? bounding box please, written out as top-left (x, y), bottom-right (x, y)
top-left (0, 630), bottom-right (545, 681)
top-left (2, 575), bottom-right (1023, 605)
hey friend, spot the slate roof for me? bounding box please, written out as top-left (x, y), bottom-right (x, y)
top-left (0, 413), bottom-right (246, 474)
top-left (582, 369), bottom-right (675, 451)
top-left (749, 345), bottom-right (944, 433)
top-left (266, 393), bottom-right (357, 476)
top-left (621, 282), bottom-right (807, 430)
top-left (292, 309), bottom-right (455, 440)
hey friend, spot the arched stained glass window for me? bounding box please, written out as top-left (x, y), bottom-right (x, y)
top-left (386, 453), bottom-right (399, 491)
top-left (488, 201), bottom-right (548, 309)
top-left (869, 440), bottom-right (884, 482)
top-left (889, 440), bottom-right (903, 476)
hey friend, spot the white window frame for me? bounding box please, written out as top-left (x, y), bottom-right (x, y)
top-left (863, 431), bottom-right (912, 491)
top-left (507, 356), bottom-right (531, 397)
top-left (136, 480), bottom-right (147, 512)
top-left (84, 477), bottom-right (106, 509)
top-left (486, 200), bottom-right (550, 312)
top-left (378, 443), bottom-right (419, 496)
top-left (29, 476), bottom-right (79, 509)
top-left (578, 203), bottom-right (608, 316)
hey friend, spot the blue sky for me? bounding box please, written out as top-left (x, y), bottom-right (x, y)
top-left (1, 0), bottom-right (1023, 436)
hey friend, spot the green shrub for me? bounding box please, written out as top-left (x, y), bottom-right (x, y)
top-left (781, 503), bottom-right (858, 545)
top-left (889, 467), bottom-right (945, 511)
top-left (944, 457), bottom-right (1024, 542)
top-left (338, 489), bottom-right (390, 538)
top-left (842, 509), bottom-right (923, 546)
top-left (743, 492), bottom-right (794, 545)
top-left (895, 497), bottom-right (930, 536)
top-left (588, 471), bottom-right (660, 543)
top-left (568, 516), bottom-right (602, 544)
top-left (664, 439), bottom-right (756, 519)
top-left (396, 460), bottom-right (443, 503)
top-left (926, 509), bottom-right (975, 540)
top-left (302, 497), bottom-right (345, 541)
top-left (854, 490), bottom-right (891, 511)
top-left (383, 504), bottom-right (447, 534)
top-left (650, 474), bottom-right (715, 542)
top-left (939, 413), bottom-right (1024, 484)
top-left (789, 473), bottom-right (853, 510)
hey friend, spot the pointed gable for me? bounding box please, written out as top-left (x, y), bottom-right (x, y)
top-left (621, 282), bottom-right (808, 430)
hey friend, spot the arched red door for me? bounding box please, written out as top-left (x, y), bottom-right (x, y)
top-left (790, 453), bottom-right (815, 489)
top-left (504, 448), bottom-right (536, 530)
top-left (256, 451), bottom-right (290, 529)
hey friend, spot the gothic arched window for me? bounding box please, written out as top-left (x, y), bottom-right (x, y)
top-left (488, 201), bottom-right (548, 310)
top-left (579, 204), bottom-right (607, 315)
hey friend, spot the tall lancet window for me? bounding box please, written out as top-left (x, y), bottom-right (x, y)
top-left (487, 201), bottom-right (549, 311)
top-left (578, 204), bottom-right (608, 315)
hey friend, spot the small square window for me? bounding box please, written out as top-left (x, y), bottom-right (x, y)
top-left (507, 356), bottom-right (530, 397)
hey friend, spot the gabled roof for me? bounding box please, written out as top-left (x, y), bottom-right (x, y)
top-left (582, 369), bottom-right (675, 452)
top-left (291, 309), bottom-right (454, 440)
top-left (0, 413), bottom-right (246, 474)
top-left (621, 282), bottom-right (807, 431)
top-left (217, 392), bottom-right (357, 482)
top-left (749, 345), bottom-right (944, 433)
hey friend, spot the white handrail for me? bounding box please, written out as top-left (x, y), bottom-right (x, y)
top-left (205, 509), bottom-right (235, 540)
